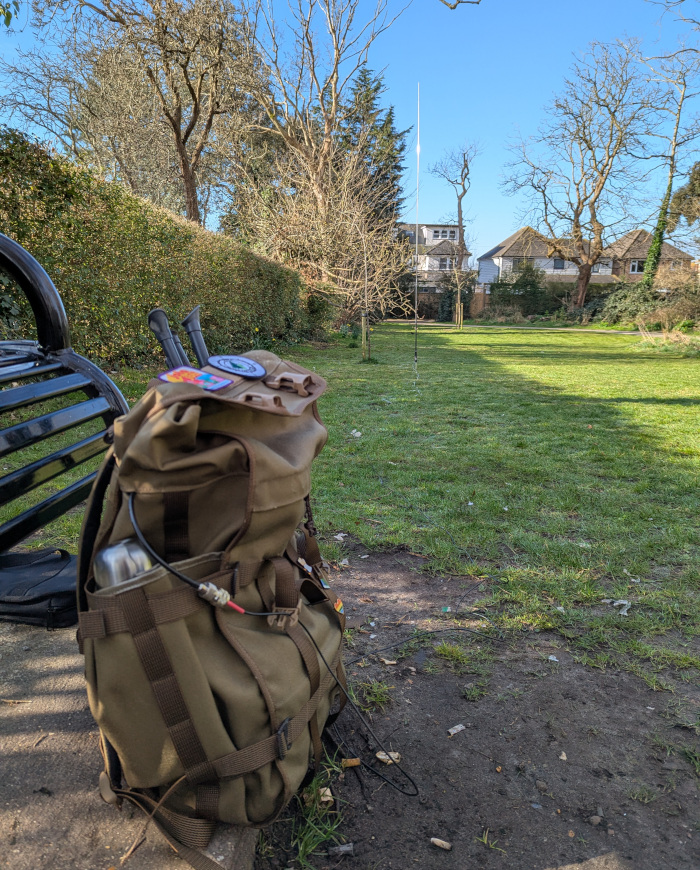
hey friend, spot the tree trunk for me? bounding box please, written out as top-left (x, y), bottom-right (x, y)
top-left (573, 262), bottom-right (593, 309)
top-left (181, 158), bottom-right (202, 224)
top-left (641, 73), bottom-right (685, 291)
top-left (640, 173), bottom-right (674, 292)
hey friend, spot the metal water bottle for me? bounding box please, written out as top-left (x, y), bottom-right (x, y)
top-left (93, 539), bottom-right (153, 588)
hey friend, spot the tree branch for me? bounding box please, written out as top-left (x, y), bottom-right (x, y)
top-left (438, 0), bottom-right (482, 7)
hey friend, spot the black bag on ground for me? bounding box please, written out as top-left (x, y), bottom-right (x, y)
top-left (0, 549), bottom-right (78, 628)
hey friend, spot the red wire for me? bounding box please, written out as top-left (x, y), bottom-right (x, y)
top-left (226, 600), bottom-right (246, 614)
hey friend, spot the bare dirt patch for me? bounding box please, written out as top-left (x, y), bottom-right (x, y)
top-left (1, 544), bottom-right (698, 870)
top-left (260, 542), bottom-right (700, 870)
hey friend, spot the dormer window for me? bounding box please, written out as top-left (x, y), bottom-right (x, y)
top-left (441, 229), bottom-right (448, 238)
top-left (432, 229), bottom-right (440, 239)
top-left (449, 230), bottom-right (456, 239)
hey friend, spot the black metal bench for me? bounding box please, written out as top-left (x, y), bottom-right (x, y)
top-left (0, 233), bottom-right (128, 622)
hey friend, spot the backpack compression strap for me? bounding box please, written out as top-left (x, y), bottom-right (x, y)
top-left (98, 735), bottom-right (223, 870)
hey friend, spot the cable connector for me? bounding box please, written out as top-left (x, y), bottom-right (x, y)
top-left (198, 582), bottom-right (234, 608)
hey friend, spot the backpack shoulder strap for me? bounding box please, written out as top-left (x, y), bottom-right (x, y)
top-left (77, 449), bottom-right (117, 612)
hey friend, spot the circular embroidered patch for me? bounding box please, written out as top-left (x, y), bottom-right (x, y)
top-left (207, 355), bottom-right (267, 378)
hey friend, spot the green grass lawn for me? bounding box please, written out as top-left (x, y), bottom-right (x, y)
top-left (9, 323), bottom-right (699, 688)
top-left (299, 324), bottom-right (698, 576)
top-left (292, 323), bottom-right (700, 690)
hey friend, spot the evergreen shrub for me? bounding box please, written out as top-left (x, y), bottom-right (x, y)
top-left (0, 129), bottom-right (312, 365)
top-left (487, 263), bottom-right (562, 316)
top-left (437, 270), bottom-right (475, 322)
top-left (596, 282), bottom-right (659, 324)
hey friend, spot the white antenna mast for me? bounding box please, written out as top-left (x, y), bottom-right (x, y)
top-left (414, 82), bottom-right (420, 372)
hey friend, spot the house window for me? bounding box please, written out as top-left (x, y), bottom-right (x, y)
top-left (438, 257), bottom-right (454, 271)
top-left (441, 229), bottom-right (448, 238)
top-left (432, 229), bottom-right (440, 239)
top-left (420, 285), bottom-right (437, 294)
top-left (553, 258), bottom-right (565, 270)
top-left (449, 230), bottom-right (456, 240)
top-left (630, 260), bottom-right (645, 273)
top-left (511, 257), bottom-right (533, 269)
top-left (591, 263), bottom-right (600, 273)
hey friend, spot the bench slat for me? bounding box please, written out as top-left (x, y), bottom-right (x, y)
top-left (0, 431), bottom-right (106, 507)
top-left (0, 372), bottom-right (93, 413)
top-left (0, 397), bottom-right (111, 458)
top-left (0, 351), bottom-right (36, 366)
top-left (0, 472), bottom-right (96, 552)
top-left (0, 360), bottom-right (63, 385)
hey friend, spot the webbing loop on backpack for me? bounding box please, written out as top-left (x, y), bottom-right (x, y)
top-left (118, 585), bottom-right (217, 782)
top-left (79, 583), bottom-right (208, 639)
top-left (163, 490), bottom-right (190, 563)
top-left (98, 734), bottom-right (222, 868)
top-left (77, 449), bottom-right (117, 610)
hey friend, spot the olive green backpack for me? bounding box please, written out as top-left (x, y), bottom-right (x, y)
top-left (77, 350), bottom-right (346, 869)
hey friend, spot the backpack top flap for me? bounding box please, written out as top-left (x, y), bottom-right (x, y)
top-left (104, 351), bottom-right (328, 563)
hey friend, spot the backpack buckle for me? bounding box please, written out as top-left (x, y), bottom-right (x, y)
top-left (267, 601), bottom-right (301, 630)
top-left (276, 717), bottom-right (292, 759)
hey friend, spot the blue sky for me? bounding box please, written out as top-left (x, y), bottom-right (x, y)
top-left (365, 0), bottom-right (692, 257)
top-left (1, 0), bottom-right (695, 257)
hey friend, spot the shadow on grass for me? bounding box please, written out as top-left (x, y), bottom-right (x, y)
top-left (308, 323), bottom-right (700, 587)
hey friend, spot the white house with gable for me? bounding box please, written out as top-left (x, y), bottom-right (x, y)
top-left (396, 223), bottom-right (472, 317)
top-left (397, 223), bottom-right (470, 280)
top-left (477, 226), bottom-right (614, 289)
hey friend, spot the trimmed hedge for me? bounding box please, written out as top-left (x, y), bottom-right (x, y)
top-left (0, 129), bottom-right (313, 365)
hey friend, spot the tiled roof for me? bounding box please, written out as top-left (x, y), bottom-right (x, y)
top-left (478, 226), bottom-right (559, 260)
top-left (425, 240), bottom-right (470, 257)
top-left (479, 227), bottom-right (593, 261)
top-left (602, 229), bottom-right (693, 261)
top-left (478, 226), bottom-right (693, 266)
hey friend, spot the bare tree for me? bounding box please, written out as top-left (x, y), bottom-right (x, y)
top-left (227, 134), bottom-right (409, 319)
top-left (653, 0), bottom-right (700, 22)
top-left (431, 142), bottom-right (479, 327)
top-left (0, 24), bottom-right (190, 210)
top-left (646, 3), bottom-right (700, 236)
top-left (23, 0), bottom-right (259, 224)
top-left (505, 42), bottom-right (654, 309)
top-left (240, 0), bottom-right (399, 260)
top-left (223, 0), bottom-right (408, 318)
